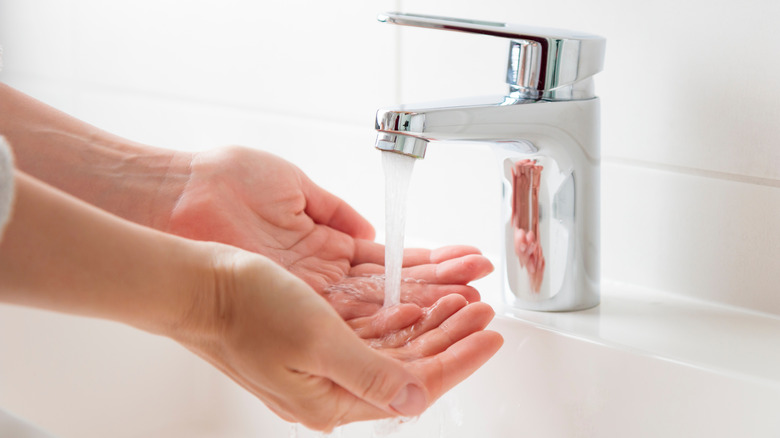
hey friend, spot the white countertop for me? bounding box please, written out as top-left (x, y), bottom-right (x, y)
top-left (492, 279), bottom-right (780, 387)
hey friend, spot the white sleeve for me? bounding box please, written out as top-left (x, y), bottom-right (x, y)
top-left (0, 136), bottom-right (15, 240)
top-left (0, 408), bottom-right (57, 438)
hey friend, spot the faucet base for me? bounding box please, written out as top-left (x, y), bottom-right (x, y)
top-left (493, 111), bottom-right (600, 312)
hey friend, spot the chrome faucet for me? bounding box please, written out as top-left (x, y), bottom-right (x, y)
top-left (374, 13), bottom-right (605, 311)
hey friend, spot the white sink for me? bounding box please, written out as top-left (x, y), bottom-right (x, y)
top-left (2, 281), bottom-right (780, 437)
top-left (215, 280), bottom-right (780, 437)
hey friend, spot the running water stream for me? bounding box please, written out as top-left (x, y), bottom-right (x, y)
top-left (382, 151), bottom-right (416, 308)
top-left (287, 151), bottom-right (463, 437)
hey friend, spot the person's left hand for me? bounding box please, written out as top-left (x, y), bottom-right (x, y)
top-left (166, 146), bottom-right (494, 319)
top-left (181, 248), bottom-right (502, 431)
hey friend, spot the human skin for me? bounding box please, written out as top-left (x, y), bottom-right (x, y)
top-left (0, 83), bottom-right (495, 318)
top-left (0, 83), bottom-right (503, 429)
top-left (0, 170), bottom-right (503, 431)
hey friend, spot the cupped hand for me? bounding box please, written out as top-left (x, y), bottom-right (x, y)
top-left (188, 249), bottom-right (502, 432)
top-left (167, 146), bottom-right (494, 318)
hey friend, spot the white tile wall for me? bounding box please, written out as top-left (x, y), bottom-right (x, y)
top-left (1, 0), bottom-right (397, 124)
top-left (2, 0), bottom-right (780, 434)
top-left (603, 163), bottom-right (780, 314)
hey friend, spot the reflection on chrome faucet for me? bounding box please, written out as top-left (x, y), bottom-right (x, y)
top-left (374, 12), bottom-right (604, 311)
top-left (511, 159), bottom-right (545, 292)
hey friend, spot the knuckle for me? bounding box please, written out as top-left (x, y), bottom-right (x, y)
top-left (356, 366), bottom-right (398, 405)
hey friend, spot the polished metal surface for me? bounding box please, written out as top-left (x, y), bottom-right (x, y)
top-left (378, 12), bottom-right (605, 100)
top-left (375, 13), bottom-right (604, 311)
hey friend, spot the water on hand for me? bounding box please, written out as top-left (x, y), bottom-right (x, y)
top-left (382, 151), bottom-right (416, 308)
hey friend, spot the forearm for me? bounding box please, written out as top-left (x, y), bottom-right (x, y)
top-left (0, 83), bottom-right (191, 229)
top-left (0, 171), bottom-right (213, 337)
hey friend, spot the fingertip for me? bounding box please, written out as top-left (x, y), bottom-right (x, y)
top-left (352, 220), bottom-right (377, 241)
top-left (430, 245), bottom-right (483, 263)
top-left (435, 254), bottom-right (494, 284)
top-left (476, 257), bottom-right (495, 280)
top-left (302, 179), bottom-right (376, 240)
top-left (351, 303), bottom-right (423, 339)
top-left (468, 301), bottom-right (496, 320)
top-left (385, 303), bottom-right (425, 330)
top-left (448, 285), bottom-right (481, 303)
top-left (408, 330), bottom-right (505, 402)
top-left (482, 330), bottom-right (505, 354)
top-left (432, 293), bottom-right (469, 310)
top-left (419, 294), bottom-right (469, 328)
top-left (460, 286), bottom-right (482, 303)
top-left (337, 209), bottom-right (376, 240)
top-left (453, 330), bottom-right (504, 368)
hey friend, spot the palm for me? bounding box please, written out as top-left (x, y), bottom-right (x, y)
top-left (168, 147), bottom-right (493, 319)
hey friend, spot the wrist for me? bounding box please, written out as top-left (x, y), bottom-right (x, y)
top-left (1, 173), bottom-right (220, 341)
top-left (0, 84), bottom-right (194, 228)
top-left (168, 244), bottom-right (318, 355)
top-left (20, 135), bottom-right (193, 229)
top-left (163, 242), bottom-right (263, 350)
top-left (97, 143), bottom-right (193, 230)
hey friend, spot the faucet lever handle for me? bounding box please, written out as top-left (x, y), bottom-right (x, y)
top-left (378, 12), bottom-right (605, 100)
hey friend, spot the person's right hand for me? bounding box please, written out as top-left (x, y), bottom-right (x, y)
top-left (166, 147), bottom-right (494, 320)
top-left (181, 247), bottom-right (503, 432)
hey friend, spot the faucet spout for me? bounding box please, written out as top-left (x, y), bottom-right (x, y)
top-left (375, 132), bottom-right (428, 159)
top-left (375, 95), bottom-right (600, 163)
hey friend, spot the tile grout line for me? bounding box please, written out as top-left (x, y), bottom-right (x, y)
top-left (4, 73), bottom-right (371, 132)
top-left (603, 156), bottom-right (780, 189)
top-left (14, 74), bottom-right (776, 190)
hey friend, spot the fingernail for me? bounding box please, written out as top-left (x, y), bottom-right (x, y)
top-left (390, 384), bottom-right (427, 417)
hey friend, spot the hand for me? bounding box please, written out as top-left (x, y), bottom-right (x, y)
top-left (167, 146), bottom-right (494, 319)
top-left (349, 294), bottom-right (497, 361)
top-left (0, 171), bottom-right (502, 432)
top-left (186, 249), bottom-right (503, 432)
top-left (0, 86), bottom-right (493, 311)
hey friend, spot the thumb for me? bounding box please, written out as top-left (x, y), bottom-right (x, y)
top-left (300, 174), bottom-right (376, 240)
top-left (318, 326), bottom-right (428, 417)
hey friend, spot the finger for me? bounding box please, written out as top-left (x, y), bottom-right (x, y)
top-left (368, 294), bottom-right (468, 349)
top-left (308, 330), bottom-right (504, 427)
top-left (325, 282), bottom-right (479, 320)
top-left (272, 371), bottom-right (391, 431)
top-left (428, 246), bottom-right (484, 263)
top-left (352, 241), bottom-right (483, 267)
top-left (325, 281), bottom-right (479, 320)
top-left (348, 303), bottom-right (423, 339)
top-left (302, 176), bottom-right (376, 240)
top-left (398, 254), bottom-right (494, 285)
top-left (409, 330), bottom-right (504, 398)
top-left (400, 246), bottom-right (484, 266)
top-left (349, 254), bottom-right (493, 286)
top-left (394, 302), bottom-right (496, 360)
top-left (313, 322), bottom-right (429, 418)
top-left (401, 282), bottom-right (481, 306)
